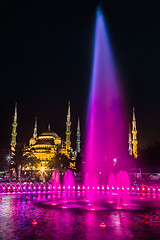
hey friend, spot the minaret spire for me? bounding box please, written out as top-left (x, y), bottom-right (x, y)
top-left (33, 117), bottom-right (37, 139)
top-left (76, 117), bottom-right (81, 153)
top-left (132, 107), bottom-right (138, 158)
top-left (128, 123), bottom-right (132, 156)
top-left (11, 103), bottom-right (18, 153)
top-left (65, 101), bottom-right (71, 152)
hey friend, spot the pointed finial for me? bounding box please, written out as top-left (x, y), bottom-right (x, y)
top-left (77, 117), bottom-right (80, 131)
top-left (133, 107), bottom-right (136, 121)
top-left (68, 101), bottom-right (70, 115)
top-left (48, 124), bottom-right (51, 131)
top-left (14, 102), bottom-right (17, 123)
top-left (33, 117), bottom-right (37, 139)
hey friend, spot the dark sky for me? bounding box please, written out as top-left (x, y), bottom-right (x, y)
top-left (0, 0), bottom-right (160, 151)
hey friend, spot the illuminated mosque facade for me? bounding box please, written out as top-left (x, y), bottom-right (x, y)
top-left (10, 102), bottom-right (81, 171)
top-left (10, 103), bottom-right (138, 173)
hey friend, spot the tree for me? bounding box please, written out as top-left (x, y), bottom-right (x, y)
top-left (0, 148), bottom-right (9, 171)
top-left (48, 153), bottom-right (70, 172)
top-left (10, 143), bottom-right (40, 180)
top-left (138, 142), bottom-right (160, 172)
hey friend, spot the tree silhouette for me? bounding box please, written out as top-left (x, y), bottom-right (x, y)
top-left (48, 153), bottom-right (70, 172)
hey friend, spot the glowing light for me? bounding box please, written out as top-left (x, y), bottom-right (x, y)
top-left (40, 167), bottom-right (45, 172)
top-left (32, 219), bottom-right (37, 226)
top-left (142, 188), bottom-right (145, 191)
top-left (117, 187), bottom-right (119, 190)
top-left (132, 187), bottom-right (135, 190)
top-left (113, 158), bottom-right (117, 166)
top-left (100, 221), bottom-right (106, 228)
top-left (102, 186), bottom-right (104, 190)
top-left (112, 187), bottom-right (114, 190)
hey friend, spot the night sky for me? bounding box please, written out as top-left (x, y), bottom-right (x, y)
top-left (0, 1), bottom-right (160, 151)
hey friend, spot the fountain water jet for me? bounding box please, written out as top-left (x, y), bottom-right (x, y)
top-left (84, 8), bottom-right (127, 186)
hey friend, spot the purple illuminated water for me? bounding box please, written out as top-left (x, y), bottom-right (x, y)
top-left (85, 9), bottom-right (127, 183)
top-left (51, 170), bottom-right (60, 189)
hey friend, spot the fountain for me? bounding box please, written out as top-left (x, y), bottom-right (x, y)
top-left (1, 8), bottom-right (160, 212)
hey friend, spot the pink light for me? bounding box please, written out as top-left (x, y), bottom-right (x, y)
top-left (107, 186), bottom-right (109, 190)
top-left (158, 189), bottom-right (160, 191)
top-left (43, 187), bottom-right (46, 189)
top-left (18, 187), bottom-right (20, 189)
top-left (28, 187), bottom-right (30, 189)
top-left (117, 187), bottom-right (119, 190)
top-left (122, 187), bottom-right (124, 190)
top-left (48, 186), bottom-right (50, 189)
top-left (97, 186), bottom-right (99, 190)
top-left (38, 186), bottom-right (41, 189)
top-left (127, 187), bottom-right (129, 190)
top-left (88, 187), bottom-right (90, 190)
top-left (91, 208), bottom-right (95, 211)
top-left (32, 219), bottom-right (37, 226)
top-left (100, 221), bottom-right (106, 228)
top-left (73, 186), bottom-right (76, 189)
top-left (132, 187), bottom-right (135, 190)
top-left (153, 188), bottom-right (155, 191)
top-left (142, 188), bottom-right (145, 191)
top-left (63, 206), bottom-right (67, 209)
top-left (148, 188), bottom-right (150, 191)
top-left (137, 188), bottom-right (140, 191)
top-left (63, 186), bottom-right (65, 189)
top-left (68, 185), bottom-right (70, 189)
top-left (3, 187), bottom-right (5, 190)
top-left (112, 187), bottom-right (114, 190)
top-left (34, 187), bottom-right (36, 190)
top-left (82, 186), bottom-right (85, 190)
top-left (102, 186), bottom-right (104, 190)
top-left (93, 187), bottom-right (95, 190)
top-left (8, 187), bottom-right (10, 190)
top-left (0, 198), bottom-right (2, 202)
top-left (78, 186), bottom-right (80, 190)
top-left (13, 187), bottom-right (15, 190)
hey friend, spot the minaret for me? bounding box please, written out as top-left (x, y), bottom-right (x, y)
top-left (76, 117), bottom-right (81, 153)
top-left (128, 123), bottom-right (132, 156)
top-left (33, 117), bottom-right (37, 139)
top-left (65, 101), bottom-right (71, 152)
top-left (11, 103), bottom-right (18, 153)
top-left (132, 107), bottom-right (138, 158)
